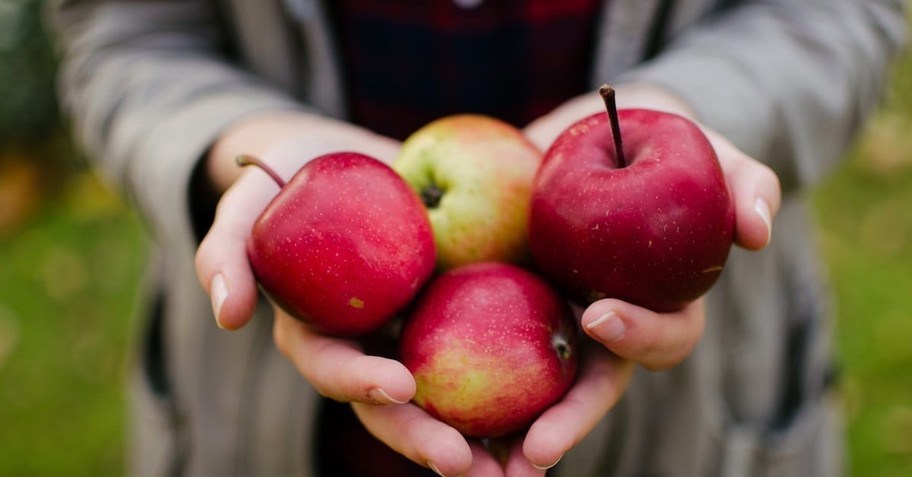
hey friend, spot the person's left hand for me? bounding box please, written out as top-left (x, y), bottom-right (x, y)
top-left (491, 83), bottom-right (783, 474)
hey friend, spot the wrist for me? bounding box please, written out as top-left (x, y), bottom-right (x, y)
top-left (206, 112), bottom-right (401, 193)
top-left (206, 111), bottom-right (326, 193)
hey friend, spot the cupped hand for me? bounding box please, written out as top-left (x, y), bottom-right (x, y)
top-left (193, 112), bottom-right (416, 406)
top-left (351, 340), bottom-right (634, 477)
top-left (575, 124), bottom-right (780, 370)
top-left (513, 82), bottom-right (783, 470)
top-left (195, 111), bottom-right (400, 331)
top-left (193, 112), bottom-right (461, 474)
top-left (524, 83), bottom-right (781, 366)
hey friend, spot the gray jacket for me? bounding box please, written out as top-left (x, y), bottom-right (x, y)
top-left (51, 0), bottom-right (906, 475)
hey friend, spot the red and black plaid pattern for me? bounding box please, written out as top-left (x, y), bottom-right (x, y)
top-left (328, 0), bottom-right (603, 140)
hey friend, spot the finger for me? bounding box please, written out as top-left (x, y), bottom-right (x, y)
top-left (194, 169), bottom-right (281, 330)
top-left (469, 442), bottom-right (507, 477)
top-left (501, 438), bottom-right (545, 477)
top-left (581, 299), bottom-right (705, 371)
top-left (273, 311), bottom-right (415, 404)
top-left (522, 346), bottom-right (634, 470)
top-left (705, 131), bottom-right (782, 251)
top-left (352, 402), bottom-right (474, 477)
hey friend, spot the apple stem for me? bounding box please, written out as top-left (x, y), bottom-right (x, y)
top-left (236, 154), bottom-right (287, 188)
top-left (599, 84), bottom-right (627, 168)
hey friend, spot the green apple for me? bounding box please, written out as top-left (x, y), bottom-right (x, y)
top-left (392, 114), bottom-right (542, 271)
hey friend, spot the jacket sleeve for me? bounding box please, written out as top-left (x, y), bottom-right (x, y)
top-left (618, 0), bottom-right (907, 192)
top-left (50, 0), bottom-right (306, 243)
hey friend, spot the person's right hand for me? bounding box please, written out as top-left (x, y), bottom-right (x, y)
top-left (194, 111), bottom-right (481, 475)
top-left (195, 111), bottom-right (401, 331)
top-left (194, 111), bottom-right (417, 409)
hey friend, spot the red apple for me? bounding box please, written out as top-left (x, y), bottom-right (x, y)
top-left (528, 85), bottom-right (735, 312)
top-left (398, 262), bottom-right (578, 438)
top-left (242, 152), bottom-right (436, 337)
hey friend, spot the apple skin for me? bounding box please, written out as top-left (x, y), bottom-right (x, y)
top-left (528, 109), bottom-right (735, 312)
top-left (246, 152), bottom-right (436, 337)
top-left (398, 262), bottom-right (578, 439)
top-left (392, 115), bottom-right (542, 271)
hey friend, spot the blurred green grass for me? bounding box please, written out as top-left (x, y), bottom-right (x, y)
top-left (811, 27), bottom-right (912, 475)
top-left (0, 5), bottom-right (910, 477)
top-left (0, 171), bottom-right (147, 476)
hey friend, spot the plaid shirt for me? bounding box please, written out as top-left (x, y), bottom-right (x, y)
top-left (328, 0), bottom-right (603, 140)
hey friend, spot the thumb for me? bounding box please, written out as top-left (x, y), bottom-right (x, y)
top-left (704, 129), bottom-right (782, 251)
top-left (195, 172), bottom-right (278, 329)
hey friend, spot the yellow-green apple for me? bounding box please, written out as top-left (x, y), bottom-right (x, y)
top-left (241, 152), bottom-right (436, 337)
top-left (392, 115), bottom-right (542, 271)
top-left (528, 85), bottom-right (735, 312)
top-left (398, 262), bottom-right (578, 438)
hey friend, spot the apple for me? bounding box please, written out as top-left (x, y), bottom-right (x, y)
top-left (528, 85), bottom-right (735, 312)
top-left (398, 262), bottom-right (578, 438)
top-left (241, 152), bottom-right (436, 337)
top-left (392, 114), bottom-right (542, 271)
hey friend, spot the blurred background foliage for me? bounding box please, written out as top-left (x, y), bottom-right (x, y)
top-left (812, 10), bottom-right (912, 472)
top-left (0, 1), bottom-right (147, 475)
top-left (0, 1), bottom-right (910, 476)
top-left (0, 0), bottom-right (58, 145)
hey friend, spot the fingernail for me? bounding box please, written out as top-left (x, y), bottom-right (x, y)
top-left (586, 311), bottom-right (625, 342)
top-left (754, 197), bottom-right (772, 246)
top-left (210, 274), bottom-right (228, 328)
top-left (367, 387), bottom-right (408, 405)
top-left (428, 461), bottom-right (450, 477)
top-left (531, 453), bottom-right (564, 471)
